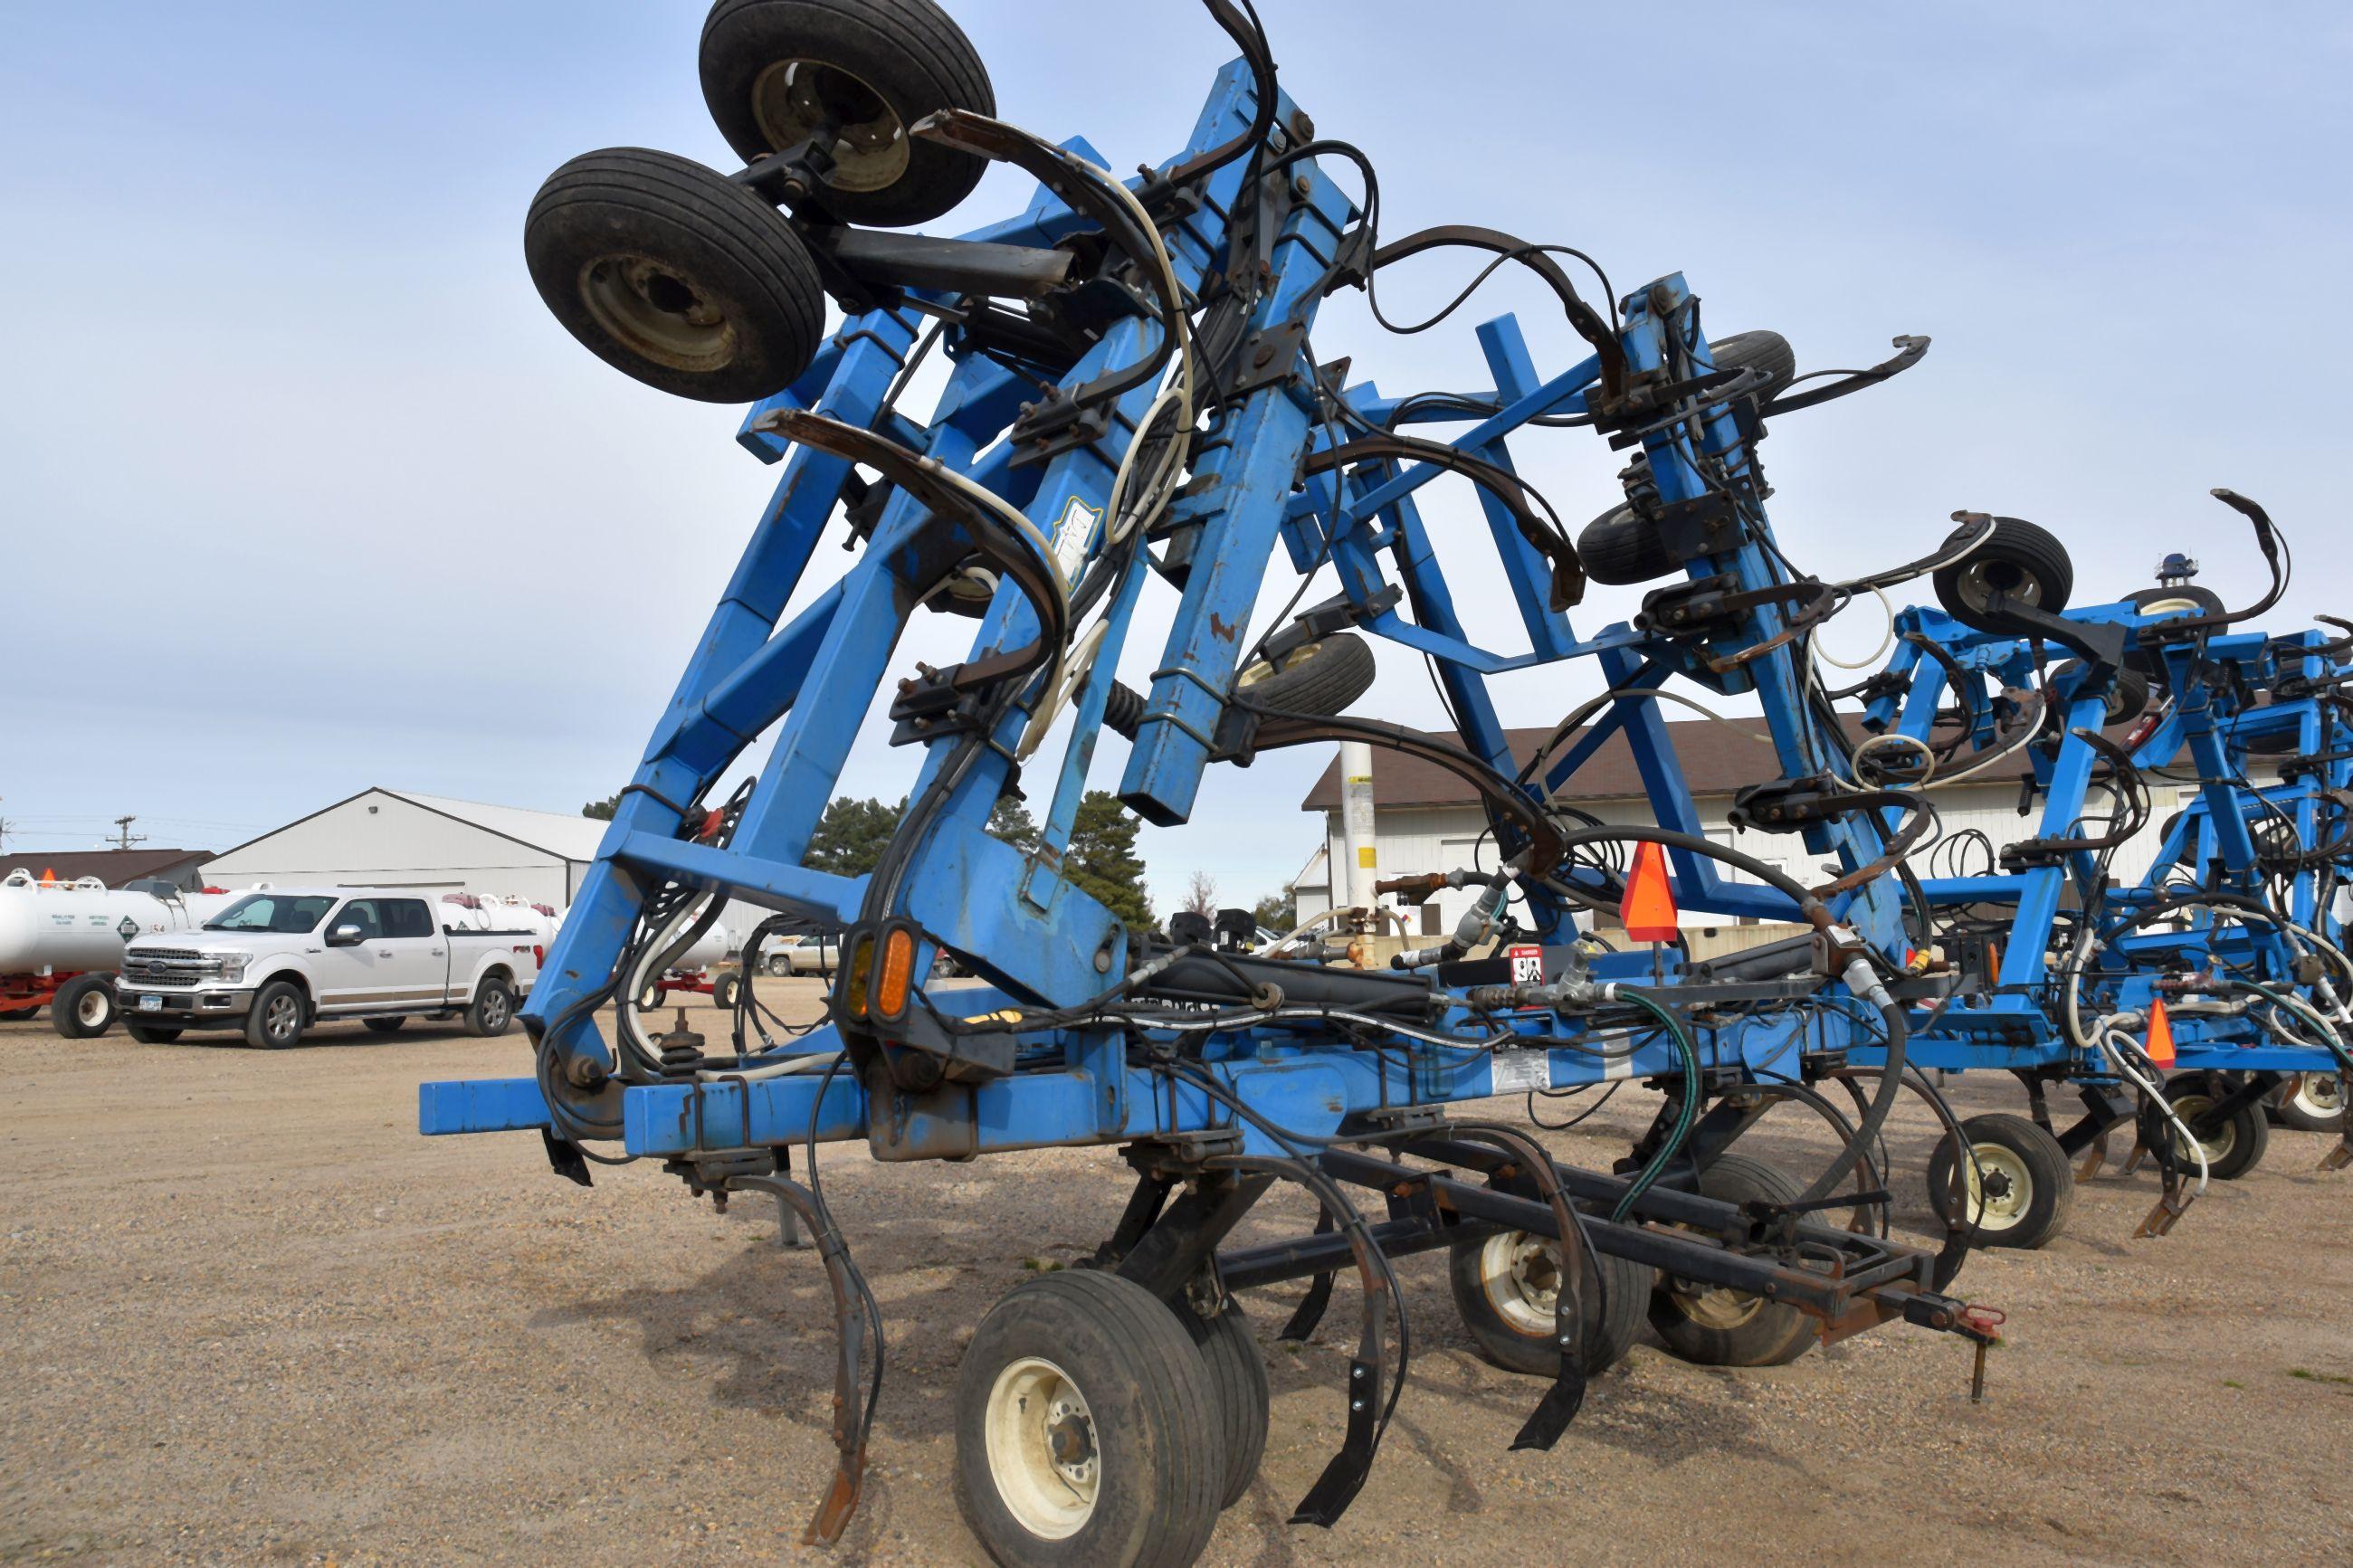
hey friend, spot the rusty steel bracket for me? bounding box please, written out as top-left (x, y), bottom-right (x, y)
top-left (2133, 1174), bottom-right (2194, 1239)
top-left (2320, 1136), bottom-right (2353, 1173)
top-left (2074, 1130), bottom-right (2110, 1182)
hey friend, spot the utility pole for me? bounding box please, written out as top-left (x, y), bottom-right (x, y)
top-left (110, 814), bottom-right (147, 851)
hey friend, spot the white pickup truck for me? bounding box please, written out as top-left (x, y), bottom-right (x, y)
top-left (114, 887), bottom-right (541, 1049)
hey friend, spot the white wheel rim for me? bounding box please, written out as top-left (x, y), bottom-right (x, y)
top-left (2294, 1074), bottom-right (2344, 1117)
top-left (77, 990), bottom-right (110, 1028)
top-left (984, 1356), bottom-right (1099, 1540)
top-left (2169, 1095), bottom-right (2235, 1162)
top-left (1477, 1231), bottom-right (1561, 1336)
top-left (1958, 1143), bottom-right (2034, 1232)
top-left (753, 60), bottom-right (910, 194)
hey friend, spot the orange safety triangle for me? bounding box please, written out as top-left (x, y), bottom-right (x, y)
top-left (1619, 841), bottom-right (1680, 943)
top-left (2145, 997), bottom-right (2177, 1068)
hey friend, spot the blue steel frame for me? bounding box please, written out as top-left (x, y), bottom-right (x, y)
top-left (423, 62), bottom-right (1916, 1168)
top-left (1858, 604), bottom-right (2353, 1086)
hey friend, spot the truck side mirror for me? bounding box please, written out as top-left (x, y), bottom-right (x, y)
top-left (328, 924), bottom-right (365, 947)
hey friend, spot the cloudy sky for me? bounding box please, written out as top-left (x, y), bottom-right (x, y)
top-left (4, 1), bottom-right (2348, 914)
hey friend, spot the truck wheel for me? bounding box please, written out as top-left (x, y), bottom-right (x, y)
top-left (362, 1016), bottom-right (408, 1035)
top-left (1650, 1153), bottom-right (1818, 1367)
top-left (245, 981), bottom-right (307, 1050)
top-left (1447, 1220), bottom-right (1649, 1377)
top-left (699, 0), bottom-right (997, 227)
top-left (467, 976), bottom-right (518, 1038)
top-left (525, 147), bottom-right (825, 404)
top-left (125, 1022), bottom-right (184, 1044)
top-left (954, 1269), bottom-right (1221, 1568)
top-left (1, 1006), bottom-right (38, 1022)
top-left (767, 953), bottom-right (792, 978)
top-left (52, 974), bottom-right (119, 1039)
top-left (1925, 1112), bottom-right (2076, 1250)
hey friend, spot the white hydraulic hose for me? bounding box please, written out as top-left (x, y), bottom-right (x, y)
top-left (2097, 1024), bottom-right (2209, 1196)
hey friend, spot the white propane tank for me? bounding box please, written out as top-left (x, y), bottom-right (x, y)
top-left (437, 894), bottom-right (494, 931)
top-left (672, 918), bottom-right (731, 972)
top-left (0, 870), bottom-right (235, 975)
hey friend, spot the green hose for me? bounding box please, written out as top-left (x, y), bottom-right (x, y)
top-left (1607, 988), bottom-right (1703, 1223)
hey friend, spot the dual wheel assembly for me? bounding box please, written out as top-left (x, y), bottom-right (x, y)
top-left (954, 1270), bottom-right (1262, 1567)
top-left (525, 0), bottom-right (997, 403)
top-left (951, 1151), bottom-right (1830, 1564)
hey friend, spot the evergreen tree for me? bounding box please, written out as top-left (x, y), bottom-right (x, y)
top-left (1252, 889), bottom-right (1296, 932)
top-left (582, 793), bottom-right (620, 821)
top-left (805, 795), bottom-right (907, 877)
top-left (986, 794), bottom-right (1039, 849)
top-left (1065, 790), bottom-right (1154, 931)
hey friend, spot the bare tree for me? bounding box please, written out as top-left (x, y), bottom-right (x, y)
top-left (1181, 869), bottom-right (1219, 917)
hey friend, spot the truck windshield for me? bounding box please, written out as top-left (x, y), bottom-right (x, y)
top-left (204, 894), bottom-right (338, 934)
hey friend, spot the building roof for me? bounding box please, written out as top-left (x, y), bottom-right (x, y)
top-left (0, 848), bottom-right (211, 887)
top-left (1298, 715), bottom-right (1862, 811)
top-left (380, 791), bottom-right (609, 861)
top-left (207, 788), bottom-right (609, 864)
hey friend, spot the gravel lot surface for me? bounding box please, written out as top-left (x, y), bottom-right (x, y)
top-left (5, 987), bottom-right (2350, 1565)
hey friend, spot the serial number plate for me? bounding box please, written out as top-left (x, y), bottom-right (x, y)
top-left (1490, 1049), bottom-right (1549, 1095)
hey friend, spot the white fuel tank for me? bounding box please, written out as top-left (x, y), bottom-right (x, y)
top-left (0, 871), bottom-right (236, 975)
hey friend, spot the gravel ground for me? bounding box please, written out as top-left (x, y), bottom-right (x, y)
top-left (4, 987), bottom-right (2350, 1566)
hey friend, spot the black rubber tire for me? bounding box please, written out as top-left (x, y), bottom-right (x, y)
top-left (466, 976), bottom-right (518, 1039)
top-left (50, 974), bottom-right (118, 1040)
top-left (2163, 1078), bottom-right (2270, 1180)
top-left (1179, 1303), bottom-right (1268, 1511)
top-left (1577, 502), bottom-right (1675, 586)
top-left (2243, 724), bottom-right (2300, 756)
top-left (2275, 1071), bottom-right (2347, 1134)
top-left (700, 0), bottom-right (996, 227)
top-left (2127, 584), bottom-right (2225, 620)
top-left (954, 1269), bottom-right (1221, 1568)
top-left (362, 1016), bottom-right (408, 1035)
top-left (525, 147), bottom-right (825, 404)
top-left (1446, 1220), bottom-right (1650, 1377)
top-left (1649, 1153), bottom-right (1818, 1368)
top-left (1, 1007), bottom-right (38, 1022)
top-left (2123, 584), bottom-right (2226, 688)
top-left (244, 980), bottom-right (307, 1050)
top-left (766, 952), bottom-right (793, 978)
top-left (1924, 1111), bottom-right (2077, 1250)
top-left (1234, 631), bottom-right (1376, 717)
top-left (2042, 659), bottom-right (2151, 729)
top-left (1932, 515), bottom-right (2074, 634)
top-left (124, 1022), bottom-right (184, 1044)
top-left (713, 972), bottom-right (744, 1011)
top-left (1709, 329), bottom-right (1797, 407)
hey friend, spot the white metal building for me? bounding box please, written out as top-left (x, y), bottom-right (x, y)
top-left (201, 788), bottom-right (605, 907)
top-left (1291, 717), bottom-right (2255, 935)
